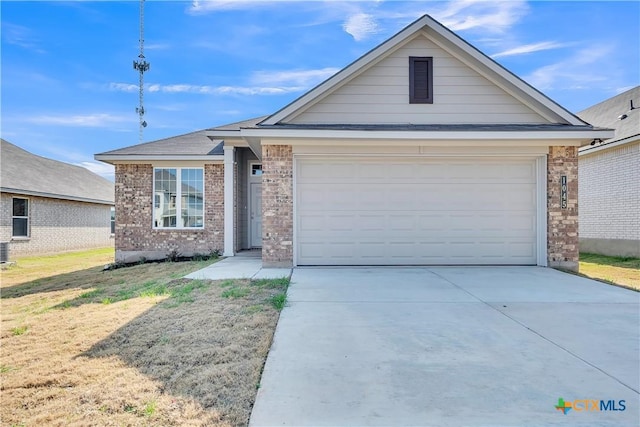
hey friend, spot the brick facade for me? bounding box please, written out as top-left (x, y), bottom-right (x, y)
top-left (110, 146), bottom-right (581, 269)
top-left (114, 163), bottom-right (224, 263)
top-left (578, 142), bottom-right (639, 257)
top-left (262, 145), bottom-right (293, 267)
top-left (547, 146), bottom-right (579, 271)
top-left (0, 192), bottom-right (113, 257)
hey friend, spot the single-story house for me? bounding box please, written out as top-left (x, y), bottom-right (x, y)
top-left (576, 86), bottom-right (640, 257)
top-left (1, 139), bottom-right (115, 258)
top-left (96, 15), bottom-right (613, 272)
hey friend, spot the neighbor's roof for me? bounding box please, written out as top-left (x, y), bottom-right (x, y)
top-left (1, 139), bottom-right (114, 205)
top-left (577, 86), bottom-right (640, 150)
top-left (95, 130), bottom-right (224, 162)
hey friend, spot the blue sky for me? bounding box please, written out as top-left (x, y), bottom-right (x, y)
top-left (2, 1), bottom-right (639, 180)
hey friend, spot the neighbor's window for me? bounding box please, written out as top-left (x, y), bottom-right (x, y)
top-left (110, 207), bottom-right (115, 234)
top-left (153, 168), bottom-right (204, 228)
top-left (12, 197), bottom-right (29, 238)
top-left (409, 56), bottom-right (433, 104)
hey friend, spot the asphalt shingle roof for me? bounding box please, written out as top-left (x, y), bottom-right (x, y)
top-left (1, 139), bottom-right (114, 204)
top-left (577, 86), bottom-right (640, 145)
top-left (207, 116), bottom-right (268, 132)
top-left (96, 130), bottom-right (223, 156)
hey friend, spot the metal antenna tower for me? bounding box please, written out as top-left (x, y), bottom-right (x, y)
top-left (133, 0), bottom-right (150, 143)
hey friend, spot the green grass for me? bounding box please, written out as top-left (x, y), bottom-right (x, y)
top-left (219, 279), bottom-right (235, 288)
top-left (80, 289), bottom-right (105, 299)
top-left (251, 277), bottom-right (290, 289)
top-left (269, 293), bottom-right (287, 311)
top-left (1, 247), bottom-right (115, 287)
top-left (143, 400), bottom-right (157, 417)
top-left (11, 326), bottom-right (28, 336)
top-left (221, 287), bottom-right (250, 299)
top-left (579, 253), bottom-right (640, 291)
top-left (167, 279), bottom-right (209, 305)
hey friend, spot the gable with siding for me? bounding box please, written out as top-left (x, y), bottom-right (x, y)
top-left (287, 34), bottom-right (549, 125)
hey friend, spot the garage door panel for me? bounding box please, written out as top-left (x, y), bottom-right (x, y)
top-left (296, 157), bottom-right (538, 265)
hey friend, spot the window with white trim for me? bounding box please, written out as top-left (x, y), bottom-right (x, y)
top-left (153, 168), bottom-right (204, 229)
top-left (12, 197), bottom-right (29, 237)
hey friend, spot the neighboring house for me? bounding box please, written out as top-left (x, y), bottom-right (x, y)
top-left (1, 139), bottom-right (115, 258)
top-left (96, 15), bottom-right (612, 271)
top-left (576, 86), bottom-right (640, 257)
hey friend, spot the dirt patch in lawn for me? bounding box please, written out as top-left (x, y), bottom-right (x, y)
top-left (1, 254), bottom-right (289, 426)
top-left (579, 253), bottom-right (640, 291)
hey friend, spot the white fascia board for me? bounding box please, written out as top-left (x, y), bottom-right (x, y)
top-left (578, 135), bottom-right (640, 156)
top-left (94, 154), bottom-right (224, 164)
top-left (205, 130), bottom-right (242, 138)
top-left (240, 128), bottom-right (614, 142)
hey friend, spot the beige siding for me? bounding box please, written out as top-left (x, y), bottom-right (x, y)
top-left (289, 35), bottom-right (549, 125)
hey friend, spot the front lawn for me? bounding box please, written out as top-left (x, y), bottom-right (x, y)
top-left (579, 253), bottom-right (640, 291)
top-left (1, 250), bottom-right (289, 426)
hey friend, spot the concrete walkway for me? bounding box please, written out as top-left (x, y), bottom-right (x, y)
top-left (250, 266), bottom-right (640, 427)
top-left (185, 254), bottom-right (291, 280)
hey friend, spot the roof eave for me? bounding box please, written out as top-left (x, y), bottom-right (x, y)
top-left (205, 130), bottom-right (243, 138)
top-left (1, 187), bottom-right (114, 205)
top-left (94, 154), bottom-right (224, 164)
top-left (240, 127), bottom-right (614, 142)
top-left (578, 133), bottom-right (640, 155)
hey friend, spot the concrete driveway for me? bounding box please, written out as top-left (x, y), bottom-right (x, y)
top-left (250, 267), bottom-right (639, 427)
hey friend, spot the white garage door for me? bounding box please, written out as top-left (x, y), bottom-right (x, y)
top-left (296, 157), bottom-right (538, 265)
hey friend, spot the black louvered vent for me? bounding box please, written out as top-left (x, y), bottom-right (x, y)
top-left (409, 56), bottom-right (433, 104)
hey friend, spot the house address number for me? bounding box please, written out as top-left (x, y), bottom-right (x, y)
top-left (561, 175), bottom-right (567, 209)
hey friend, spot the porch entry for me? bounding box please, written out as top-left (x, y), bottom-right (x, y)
top-left (249, 162), bottom-right (263, 248)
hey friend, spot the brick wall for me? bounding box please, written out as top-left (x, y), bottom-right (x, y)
top-left (579, 142), bottom-right (639, 240)
top-left (0, 192), bottom-right (113, 257)
top-left (114, 163), bottom-right (224, 262)
top-left (547, 146), bottom-right (579, 271)
top-left (262, 145), bottom-right (293, 267)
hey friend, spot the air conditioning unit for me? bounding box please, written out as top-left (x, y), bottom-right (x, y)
top-left (0, 242), bottom-right (9, 263)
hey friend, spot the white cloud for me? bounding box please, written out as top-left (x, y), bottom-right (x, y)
top-left (189, 0), bottom-right (279, 14)
top-left (429, 0), bottom-right (529, 34)
top-left (144, 43), bottom-right (171, 50)
top-left (75, 161), bottom-right (115, 181)
top-left (491, 41), bottom-right (572, 58)
top-left (524, 45), bottom-right (613, 90)
top-left (108, 67), bottom-right (338, 97)
top-left (26, 113), bottom-right (134, 127)
top-left (1, 22), bottom-right (45, 53)
top-left (343, 13), bottom-right (379, 41)
top-left (109, 82), bottom-right (138, 92)
top-left (251, 67), bottom-right (340, 86)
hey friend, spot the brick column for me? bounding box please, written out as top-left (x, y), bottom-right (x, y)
top-left (547, 146), bottom-right (579, 271)
top-left (262, 145), bottom-right (293, 267)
